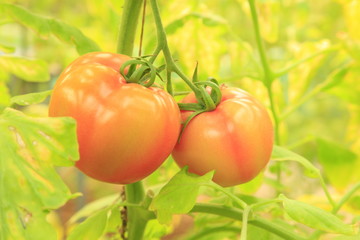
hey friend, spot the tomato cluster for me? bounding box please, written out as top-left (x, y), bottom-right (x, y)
top-left (49, 52), bottom-right (273, 187)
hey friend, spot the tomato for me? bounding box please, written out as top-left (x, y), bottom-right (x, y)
top-left (49, 52), bottom-right (181, 184)
top-left (172, 86), bottom-right (274, 187)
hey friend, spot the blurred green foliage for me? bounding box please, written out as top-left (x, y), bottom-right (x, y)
top-left (0, 0), bottom-right (360, 239)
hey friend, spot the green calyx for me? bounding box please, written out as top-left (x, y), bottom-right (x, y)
top-left (178, 77), bottom-right (222, 112)
top-left (120, 57), bottom-right (164, 88)
top-left (177, 78), bottom-right (223, 143)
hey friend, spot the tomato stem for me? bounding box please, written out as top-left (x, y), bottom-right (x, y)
top-left (138, 0), bottom-right (147, 56)
top-left (240, 206), bottom-right (251, 240)
top-left (247, 0), bottom-right (273, 88)
top-left (117, 0), bottom-right (144, 56)
top-left (191, 203), bottom-right (308, 240)
top-left (206, 183), bottom-right (248, 209)
top-left (125, 182), bottom-right (147, 240)
top-left (149, 0), bottom-right (223, 111)
top-left (117, 1), bottom-right (147, 240)
top-left (247, 0), bottom-right (280, 145)
top-left (149, 0), bottom-right (199, 93)
top-left (247, 0), bottom-right (283, 193)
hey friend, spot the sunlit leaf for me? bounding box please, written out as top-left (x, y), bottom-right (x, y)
top-left (10, 90), bottom-right (52, 106)
top-left (105, 208), bottom-right (122, 238)
top-left (280, 195), bottom-right (357, 235)
top-left (150, 167), bottom-right (214, 224)
top-left (0, 3), bottom-right (100, 55)
top-left (0, 56), bottom-right (50, 82)
top-left (67, 195), bottom-right (125, 240)
top-left (317, 138), bottom-right (360, 191)
top-left (144, 219), bottom-right (172, 239)
top-left (67, 208), bottom-right (111, 240)
top-left (165, 10), bottom-right (228, 78)
top-left (0, 108), bottom-right (79, 240)
top-left (69, 194), bottom-right (120, 224)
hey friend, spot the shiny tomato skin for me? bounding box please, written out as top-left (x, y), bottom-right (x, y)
top-left (49, 52), bottom-right (181, 184)
top-left (172, 86), bottom-right (274, 187)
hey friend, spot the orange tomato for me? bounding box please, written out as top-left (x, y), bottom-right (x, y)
top-left (49, 52), bottom-right (181, 184)
top-left (172, 86), bottom-right (273, 187)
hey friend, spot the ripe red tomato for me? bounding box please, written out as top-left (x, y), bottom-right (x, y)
top-left (172, 86), bottom-right (273, 187)
top-left (49, 52), bottom-right (181, 184)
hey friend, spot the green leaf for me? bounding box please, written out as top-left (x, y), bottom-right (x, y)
top-left (0, 3), bottom-right (100, 54)
top-left (0, 108), bottom-right (79, 240)
top-left (68, 195), bottom-right (125, 240)
top-left (163, 10), bottom-right (228, 77)
top-left (317, 138), bottom-right (360, 190)
top-left (67, 208), bottom-right (111, 240)
top-left (48, 19), bottom-right (100, 55)
top-left (280, 195), bottom-right (357, 235)
top-left (150, 167), bottom-right (214, 224)
top-left (271, 145), bottom-right (320, 178)
top-left (144, 219), bottom-right (172, 239)
top-left (10, 90), bottom-right (52, 106)
top-left (105, 207), bottom-right (122, 238)
top-left (69, 194), bottom-right (120, 224)
top-left (0, 56), bottom-right (50, 82)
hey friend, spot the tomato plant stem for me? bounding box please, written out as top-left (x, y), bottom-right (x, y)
top-left (248, 0), bottom-right (272, 88)
top-left (117, 0), bottom-right (143, 56)
top-left (149, 0), bottom-right (205, 100)
top-left (333, 182), bottom-right (360, 214)
top-left (117, 1), bottom-right (147, 239)
top-left (240, 206), bottom-right (251, 240)
top-left (207, 183), bottom-right (248, 209)
top-left (125, 182), bottom-right (147, 240)
top-left (247, 0), bottom-right (280, 145)
top-left (187, 226), bottom-right (241, 240)
top-left (319, 177), bottom-right (336, 208)
top-left (191, 203), bottom-right (307, 240)
top-left (248, 0), bottom-right (283, 189)
top-left (138, 0), bottom-right (147, 56)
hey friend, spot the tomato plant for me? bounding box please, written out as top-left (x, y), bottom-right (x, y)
top-left (173, 86), bottom-right (274, 187)
top-left (48, 52), bottom-right (181, 184)
top-left (1, 0), bottom-right (360, 240)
